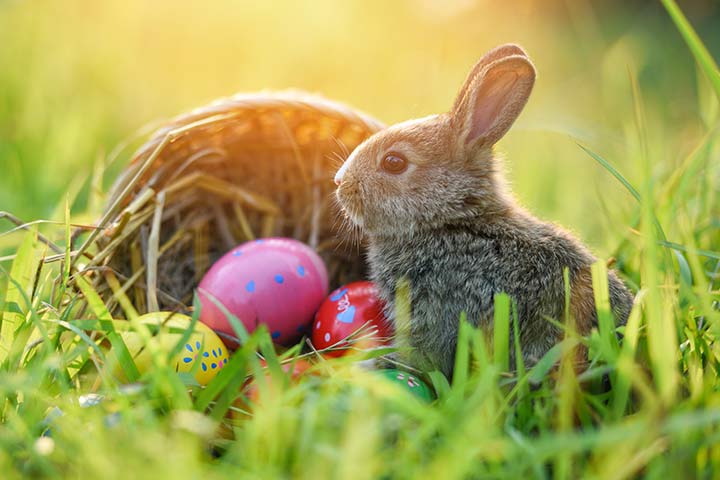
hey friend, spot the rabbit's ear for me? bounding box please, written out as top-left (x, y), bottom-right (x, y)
top-left (450, 44), bottom-right (529, 115)
top-left (451, 53), bottom-right (535, 150)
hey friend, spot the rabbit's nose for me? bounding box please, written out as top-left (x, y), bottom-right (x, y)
top-left (334, 169), bottom-right (344, 186)
top-left (335, 156), bottom-right (352, 185)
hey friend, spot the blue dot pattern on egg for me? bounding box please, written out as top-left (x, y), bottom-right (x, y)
top-left (274, 274), bottom-right (284, 284)
top-left (330, 288), bottom-right (348, 302)
top-left (182, 343), bottom-right (198, 364)
top-left (271, 331), bottom-right (281, 339)
top-left (182, 344), bottom-right (226, 372)
top-left (246, 280), bottom-right (256, 293)
top-left (232, 250), bottom-right (243, 256)
top-left (297, 265), bottom-right (305, 277)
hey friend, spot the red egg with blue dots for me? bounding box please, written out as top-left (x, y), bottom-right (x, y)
top-left (197, 238), bottom-right (329, 347)
top-left (312, 281), bottom-right (394, 356)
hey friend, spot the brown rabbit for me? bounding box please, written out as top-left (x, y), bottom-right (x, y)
top-left (333, 44), bottom-right (634, 378)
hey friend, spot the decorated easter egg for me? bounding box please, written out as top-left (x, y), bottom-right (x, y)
top-left (312, 281), bottom-right (393, 356)
top-left (111, 312), bottom-right (229, 385)
top-left (377, 369), bottom-right (434, 401)
top-left (198, 238), bottom-right (329, 347)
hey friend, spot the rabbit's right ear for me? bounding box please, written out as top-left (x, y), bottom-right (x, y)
top-left (450, 44), bottom-right (529, 115)
top-left (450, 51), bottom-right (535, 152)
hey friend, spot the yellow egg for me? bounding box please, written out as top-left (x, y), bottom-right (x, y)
top-left (111, 312), bottom-right (229, 385)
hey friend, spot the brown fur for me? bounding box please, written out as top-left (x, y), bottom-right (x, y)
top-left (568, 267), bottom-right (597, 369)
top-left (570, 267), bottom-right (597, 337)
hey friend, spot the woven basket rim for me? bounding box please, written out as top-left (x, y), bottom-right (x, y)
top-left (104, 89), bottom-right (385, 209)
top-left (138, 89), bottom-right (385, 148)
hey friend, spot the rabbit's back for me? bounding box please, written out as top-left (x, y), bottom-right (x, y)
top-left (368, 214), bottom-right (631, 376)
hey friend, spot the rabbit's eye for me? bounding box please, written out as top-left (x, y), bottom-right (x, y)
top-left (380, 153), bottom-right (408, 174)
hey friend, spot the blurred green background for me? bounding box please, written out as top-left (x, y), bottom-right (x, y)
top-left (0, 0), bottom-right (718, 257)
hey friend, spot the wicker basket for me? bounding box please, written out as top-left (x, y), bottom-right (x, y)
top-left (77, 91), bottom-right (384, 318)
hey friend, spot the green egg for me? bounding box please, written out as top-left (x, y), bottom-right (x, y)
top-left (377, 369), bottom-right (434, 401)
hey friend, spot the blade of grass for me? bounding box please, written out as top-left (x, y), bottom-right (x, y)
top-left (0, 229), bottom-right (42, 365)
top-left (2, 272), bottom-right (54, 371)
top-left (591, 261), bottom-right (621, 362)
top-left (53, 197), bottom-right (73, 306)
top-left (578, 144), bottom-right (640, 202)
top-left (661, 0), bottom-right (720, 100)
top-left (527, 339), bottom-right (578, 385)
top-left (75, 275), bottom-right (140, 382)
top-left (452, 313), bottom-right (471, 388)
top-left (656, 240), bottom-right (720, 261)
top-left (195, 335), bottom-right (254, 415)
top-left (578, 143), bottom-right (667, 244)
top-left (493, 293), bottom-right (510, 372)
top-left (196, 289), bottom-right (249, 345)
top-left (611, 291), bottom-right (644, 418)
top-left (427, 370), bottom-right (451, 398)
top-left (510, 301), bottom-right (531, 423)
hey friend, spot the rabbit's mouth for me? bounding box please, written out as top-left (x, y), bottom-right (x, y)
top-left (335, 184), bottom-right (365, 228)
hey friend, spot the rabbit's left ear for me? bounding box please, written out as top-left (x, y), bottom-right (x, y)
top-left (451, 53), bottom-right (535, 151)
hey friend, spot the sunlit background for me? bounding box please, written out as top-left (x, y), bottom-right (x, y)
top-left (0, 0), bottom-right (718, 257)
top-left (1, 3), bottom-right (720, 477)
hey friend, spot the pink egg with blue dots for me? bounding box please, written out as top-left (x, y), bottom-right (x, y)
top-left (197, 238), bottom-right (329, 347)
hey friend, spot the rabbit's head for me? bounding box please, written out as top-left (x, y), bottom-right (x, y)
top-left (335, 44), bottom-right (535, 235)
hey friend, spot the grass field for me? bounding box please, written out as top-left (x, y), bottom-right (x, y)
top-left (1, 0), bottom-right (719, 478)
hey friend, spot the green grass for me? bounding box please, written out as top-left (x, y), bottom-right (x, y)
top-left (1, 1), bottom-right (720, 478)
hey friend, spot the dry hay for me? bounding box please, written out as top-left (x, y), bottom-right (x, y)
top-left (74, 91), bottom-right (384, 318)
